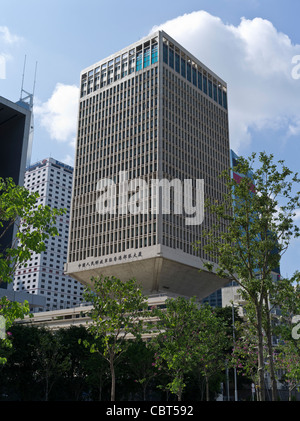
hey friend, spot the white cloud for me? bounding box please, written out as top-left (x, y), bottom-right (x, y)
top-left (294, 209), bottom-right (300, 222)
top-left (0, 26), bottom-right (22, 44)
top-left (34, 83), bottom-right (79, 143)
top-left (149, 11), bottom-right (300, 153)
top-left (0, 26), bottom-right (23, 76)
top-left (63, 153), bottom-right (75, 167)
top-left (288, 118), bottom-right (300, 137)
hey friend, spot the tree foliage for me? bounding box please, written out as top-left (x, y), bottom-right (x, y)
top-left (196, 152), bottom-right (300, 401)
top-left (0, 177), bottom-right (66, 285)
top-left (80, 275), bottom-right (149, 401)
top-left (0, 297), bottom-right (30, 365)
top-left (152, 297), bottom-right (230, 401)
top-left (0, 177), bottom-right (66, 365)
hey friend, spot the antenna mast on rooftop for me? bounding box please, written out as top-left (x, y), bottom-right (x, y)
top-left (19, 55), bottom-right (37, 110)
top-left (18, 55), bottom-right (38, 168)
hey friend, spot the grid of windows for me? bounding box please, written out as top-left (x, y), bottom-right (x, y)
top-left (70, 66), bottom-right (159, 263)
top-left (67, 30), bottom-right (231, 283)
top-left (161, 66), bottom-right (229, 261)
top-left (14, 159), bottom-right (84, 311)
top-left (81, 37), bottom-right (159, 97)
top-left (162, 37), bottom-right (227, 110)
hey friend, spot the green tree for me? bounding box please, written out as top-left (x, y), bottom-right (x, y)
top-left (272, 271), bottom-right (300, 338)
top-left (0, 324), bottom-right (72, 400)
top-left (34, 327), bottom-right (71, 401)
top-left (275, 340), bottom-right (300, 401)
top-left (0, 324), bottom-right (43, 400)
top-left (231, 321), bottom-right (266, 396)
top-left (123, 339), bottom-right (157, 401)
top-left (271, 272), bottom-right (300, 401)
top-left (152, 297), bottom-right (228, 401)
top-left (82, 340), bottom-right (111, 401)
top-left (152, 297), bottom-right (200, 401)
top-left (0, 177), bottom-right (65, 364)
top-left (1, 324), bottom-right (106, 401)
top-left (0, 177), bottom-right (65, 285)
top-left (194, 306), bottom-right (230, 401)
top-left (55, 326), bottom-right (93, 400)
top-left (0, 297), bottom-right (30, 365)
top-left (197, 152), bottom-right (300, 401)
top-left (80, 275), bottom-right (149, 401)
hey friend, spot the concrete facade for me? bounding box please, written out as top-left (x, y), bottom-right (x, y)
top-left (65, 30), bottom-right (231, 300)
top-left (0, 96), bottom-right (32, 185)
top-left (13, 158), bottom-right (85, 311)
top-left (18, 294), bottom-right (172, 333)
top-left (0, 96), bottom-right (32, 291)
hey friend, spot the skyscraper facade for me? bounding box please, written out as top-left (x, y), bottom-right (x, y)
top-left (0, 95), bottom-right (32, 185)
top-left (0, 95), bottom-right (32, 291)
top-left (14, 158), bottom-right (84, 311)
top-left (65, 30), bottom-right (231, 300)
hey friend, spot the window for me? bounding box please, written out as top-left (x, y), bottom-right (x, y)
top-left (163, 43), bottom-right (168, 64)
top-left (218, 87), bottom-right (222, 106)
top-left (181, 58), bottom-right (186, 78)
top-left (169, 49), bottom-right (174, 69)
top-left (223, 91), bottom-right (227, 109)
top-left (136, 51), bottom-right (143, 71)
top-left (203, 75), bottom-right (207, 94)
top-left (175, 53), bottom-right (180, 73)
top-left (144, 47), bottom-right (150, 68)
top-left (208, 80), bottom-right (212, 98)
top-left (151, 43), bottom-right (158, 64)
top-left (187, 62), bottom-right (191, 82)
top-left (213, 84), bottom-right (217, 102)
top-left (192, 67), bottom-right (197, 86)
top-left (198, 72), bottom-right (202, 90)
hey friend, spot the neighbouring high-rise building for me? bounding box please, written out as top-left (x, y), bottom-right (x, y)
top-left (0, 95), bottom-right (32, 185)
top-left (13, 158), bottom-right (84, 311)
top-left (0, 95), bottom-right (33, 291)
top-left (65, 30), bottom-right (231, 300)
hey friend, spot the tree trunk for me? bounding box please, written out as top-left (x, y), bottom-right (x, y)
top-left (45, 376), bottom-right (49, 401)
top-left (264, 294), bottom-right (278, 401)
top-left (205, 375), bottom-right (209, 401)
top-left (143, 379), bottom-right (149, 401)
top-left (256, 305), bottom-right (265, 401)
top-left (98, 371), bottom-right (102, 401)
top-left (110, 356), bottom-right (115, 401)
top-left (178, 389), bottom-right (182, 401)
top-left (44, 368), bottom-right (50, 401)
top-left (177, 375), bottom-right (182, 401)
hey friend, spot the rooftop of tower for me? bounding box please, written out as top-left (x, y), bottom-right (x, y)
top-left (79, 30), bottom-right (227, 107)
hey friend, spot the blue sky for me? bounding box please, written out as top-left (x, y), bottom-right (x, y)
top-left (1, 0), bottom-right (300, 278)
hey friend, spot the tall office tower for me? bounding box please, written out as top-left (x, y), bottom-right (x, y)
top-left (14, 158), bottom-right (84, 311)
top-left (0, 96), bottom-right (33, 290)
top-left (65, 30), bottom-right (231, 300)
top-left (0, 96), bottom-right (32, 184)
